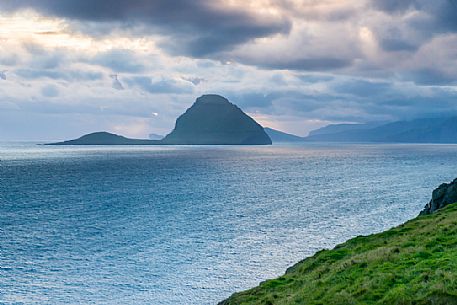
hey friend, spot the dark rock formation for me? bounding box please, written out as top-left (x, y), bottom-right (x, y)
top-left (161, 94), bottom-right (272, 145)
top-left (47, 132), bottom-right (159, 145)
top-left (421, 178), bottom-right (457, 214)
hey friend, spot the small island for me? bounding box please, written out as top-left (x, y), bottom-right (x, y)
top-left (47, 131), bottom-right (160, 145)
top-left (47, 94), bottom-right (272, 146)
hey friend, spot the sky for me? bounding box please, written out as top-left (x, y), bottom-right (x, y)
top-left (1, 0), bottom-right (457, 141)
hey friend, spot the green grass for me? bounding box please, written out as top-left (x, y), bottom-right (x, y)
top-left (221, 204), bottom-right (457, 305)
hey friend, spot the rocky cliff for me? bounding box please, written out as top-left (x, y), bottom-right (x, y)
top-left (420, 178), bottom-right (457, 214)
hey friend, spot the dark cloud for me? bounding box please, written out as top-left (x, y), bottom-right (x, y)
top-left (380, 37), bottom-right (418, 52)
top-left (404, 69), bottom-right (457, 86)
top-left (296, 74), bottom-right (334, 83)
top-left (224, 91), bottom-right (338, 115)
top-left (371, 0), bottom-right (418, 13)
top-left (370, 0), bottom-right (457, 55)
top-left (372, 0), bottom-right (457, 33)
top-left (221, 77), bottom-right (457, 124)
top-left (252, 57), bottom-right (352, 71)
top-left (0, 0), bottom-right (291, 57)
top-left (332, 80), bottom-right (393, 97)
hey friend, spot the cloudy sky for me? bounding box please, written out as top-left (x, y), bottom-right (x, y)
top-left (1, 0), bottom-right (457, 140)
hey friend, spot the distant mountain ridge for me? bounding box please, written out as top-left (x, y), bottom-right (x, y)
top-left (264, 127), bottom-right (304, 143)
top-left (305, 117), bottom-right (457, 143)
top-left (148, 133), bottom-right (163, 140)
top-left (308, 122), bottom-right (384, 137)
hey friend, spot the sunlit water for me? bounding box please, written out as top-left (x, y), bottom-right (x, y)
top-left (1, 142), bottom-right (457, 304)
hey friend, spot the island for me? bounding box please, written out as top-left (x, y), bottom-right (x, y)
top-left (47, 131), bottom-right (160, 145)
top-left (161, 94), bottom-right (271, 145)
top-left (220, 179), bottom-right (457, 304)
top-left (47, 94), bottom-right (272, 146)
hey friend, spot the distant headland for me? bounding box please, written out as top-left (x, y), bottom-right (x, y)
top-left (47, 94), bottom-right (272, 146)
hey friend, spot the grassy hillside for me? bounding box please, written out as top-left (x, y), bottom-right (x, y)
top-left (221, 204), bottom-right (457, 305)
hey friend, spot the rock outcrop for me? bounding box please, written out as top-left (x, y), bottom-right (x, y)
top-left (161, 94), bottom-right (272, 145)
top-left (420, 178), bottom-right (457, 214)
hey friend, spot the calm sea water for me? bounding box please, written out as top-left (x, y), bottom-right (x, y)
top-left (1, 142), bottom-right (457, 304)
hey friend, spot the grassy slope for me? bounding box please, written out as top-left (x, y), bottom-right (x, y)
top-left (222, 204), bottom-right (457, 305)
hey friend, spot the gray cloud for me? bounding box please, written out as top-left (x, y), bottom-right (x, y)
top-left (0, 0), bottom-right (291, 57)
top-left (371, 0), bottom-right (418, 13)
top-left (380, 37), bottom-right (418, 52)
top-left (110, 74), bottom-right (124, 90)
top-left (125, 76), bottom-right (193, 94)
top-left (0, 54), bottom-right (19, 66)
top-left (15, 69), bottom-right (103, 81)
top-left (181, 76), bottom-right (205, 86)
top-left (404, 69), bottom-right (457, 86)
top-left (91, 49), bottom-right (145, 73)
top-left (372, 0), bottom-right (457, 33)
top-left (41, 84), bottom-right (60, 97)
top-left (332, 79), bottom-right (393, 97)
top-left (296, 74), bottom-right (334, 83)
top-left (369, 1), bottom-right (457, 54)
top-left (252, 57), bottom-right (352, 71)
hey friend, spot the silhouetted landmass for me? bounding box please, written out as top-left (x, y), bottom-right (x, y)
top-left (264, 127), bottom-right (304, 143)
top-left (47, 94), bottom-right (271, 145)
top-left (148, 133), bottom-right (163, 140)
top-left (308, 122), bottom-right (383, 137)
top-left (47, 132), bottom-right (159, 145)
top-left (161, 94), bottom-right (271, 145)
top-left (305, 117), bottom-right (457, 143)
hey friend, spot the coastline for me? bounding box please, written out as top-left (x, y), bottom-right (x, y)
top-left (220, 182), bottom-right (457, 304)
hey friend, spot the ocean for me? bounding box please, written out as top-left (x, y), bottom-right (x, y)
top-left (1, 142), bottom-right (457, 304)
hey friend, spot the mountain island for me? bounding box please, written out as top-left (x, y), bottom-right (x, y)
top-left (47, 94), bottom-right (272, 145)
top-left (161, 94), bottom-right (271, 145)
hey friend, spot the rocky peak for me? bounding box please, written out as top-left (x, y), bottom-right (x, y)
top-left (421, 178), bottom-right (457, 215)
